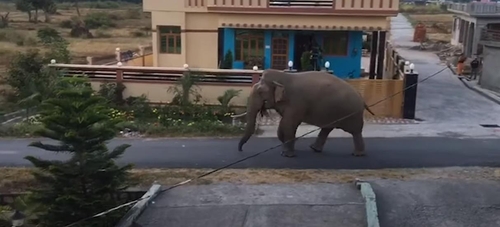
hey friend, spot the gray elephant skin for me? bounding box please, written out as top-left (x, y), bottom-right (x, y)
top-left (238, 69), bottom-right (375, 158)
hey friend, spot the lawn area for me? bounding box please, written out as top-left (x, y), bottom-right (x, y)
top-left (0, 2), bottom-right (151, 71)
top-left (2, 167), bottom-right (500, 193)
top-left (406, 14), bottom-right (453, 42)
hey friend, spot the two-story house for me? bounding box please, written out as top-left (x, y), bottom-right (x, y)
top-left (143, 0), bottom-right (398, 78)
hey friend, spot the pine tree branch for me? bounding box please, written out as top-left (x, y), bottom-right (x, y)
top-left (108, 144), bottom-right (131, 159)
top-left (24, 155), bottom-right (63, 170)
top-left (29, 141), bottom-right (72, 152)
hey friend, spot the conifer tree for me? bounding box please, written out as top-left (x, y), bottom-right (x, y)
top-left (25, 76), bottom-right (134, 227)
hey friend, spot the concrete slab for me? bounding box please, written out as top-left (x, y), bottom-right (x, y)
top-left (371, 179), bottom-right (500, 227)
top-left (135, 183), bottom-right (366, 227)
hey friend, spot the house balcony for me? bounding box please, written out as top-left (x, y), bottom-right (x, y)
top-left (480, 28), bottom-right (500, 47)
top-left (144, 0), bottom-right (398, 16)
top-left (448, 2), bottom-right (500, 17)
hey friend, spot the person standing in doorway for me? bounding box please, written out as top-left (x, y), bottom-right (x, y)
top-left (309, 39), bottom-right (322, 71)
top-left (469, 56), bottom-right (481, 80)
top-left (456, 53), bottom-right (467, 76)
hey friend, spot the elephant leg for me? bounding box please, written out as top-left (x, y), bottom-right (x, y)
top-left (351, 132), bottom-right (366, 157)
top-left (277, 123), bottom-right (285, 143)
top-left (310, 128), bottom-right (334, 153)
top-left (279, 116), bottom-right (300, 158)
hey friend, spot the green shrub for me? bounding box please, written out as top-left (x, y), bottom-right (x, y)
top-left (59, 19), bottom-right (73, 28)
top-left (84, 12), bottom-right (117, 29)
top-left (0, 122), bottom-right (43, 137)
top-left (37, 27), bottom-right (63, 44)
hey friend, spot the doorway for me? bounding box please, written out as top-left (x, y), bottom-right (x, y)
top-left (271, 36), bottom-right (289, 70)
top-left (294, 33), bottom-right (312, 71)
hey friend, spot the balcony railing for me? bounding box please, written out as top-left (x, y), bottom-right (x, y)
top-left (448, 2), bottom-right (500, 15)
top-left (268, 0), bottom-right (333, 8)
top-left (184, 0), bottom-right (397, 13)
top-left (480, 28), bottom-right (500, 43)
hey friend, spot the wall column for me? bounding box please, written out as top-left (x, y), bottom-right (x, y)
top-left (223, 28), bottom-right (235, 68)
top-left (376, 31), bottom-right (386, 79)
top-left (288, 30), bottom-right (295, 68)
top-left (465, 22), bottom-right (474, 57)
top-left (264, 31), bottom-right (272, 69)
top-left (459, 19), bottom-right (466, 44)
top-left (369, 31), bottom-right (379, 79)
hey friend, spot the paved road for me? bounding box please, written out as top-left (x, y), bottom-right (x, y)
top-left (2, 137), bottom-right (500, 169)
top-left (391, 14), bottom-right (500, 124)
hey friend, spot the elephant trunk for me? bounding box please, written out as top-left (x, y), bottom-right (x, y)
top-left (238, 108), bottom-right (259, 151)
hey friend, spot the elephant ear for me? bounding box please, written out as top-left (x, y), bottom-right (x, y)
top-left (273, 81), bottom-right (285, 102)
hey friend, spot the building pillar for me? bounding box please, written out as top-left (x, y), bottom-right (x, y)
top-left (223, 28), bottom-right (235, 68)
top-left (465, 22), bottom-right (475, 57)
top-left (459, 19), bottom-right (466, 44)
top-left (264, 30), bottom-right (272, 69)
top-left (376, 31), bottom-right (386, 79)
top-left (369, 31), bottom-right (378, 79)
top-left (288, 30), bottom-right (295, 68)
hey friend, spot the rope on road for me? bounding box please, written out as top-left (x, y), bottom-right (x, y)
top-left (63, 66), bottom-right (450, 227)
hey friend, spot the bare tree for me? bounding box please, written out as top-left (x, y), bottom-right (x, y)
top-left (0, 12), bottom-right (9, 28)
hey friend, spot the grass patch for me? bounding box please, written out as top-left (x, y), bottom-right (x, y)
top-left (399, 4), bottom-right (449, 14)
top-left (404, 13), bottom-right (453, 42)
top-left (2, 167), bottom-right (500, 193)
top-left (0, 121), bottom-right (246, 138)
top-left (0, 3), bottom-right (151, 70)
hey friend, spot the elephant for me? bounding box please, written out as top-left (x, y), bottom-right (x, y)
top-left (237, 69), bottom-right (375, 158)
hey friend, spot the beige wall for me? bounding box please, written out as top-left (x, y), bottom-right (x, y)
top-left (89, 78), bottom-right (403, 118)
top-left (151, 11), bottom-right (391, 68)
top-left (90, 81), bottom-right (252, 106)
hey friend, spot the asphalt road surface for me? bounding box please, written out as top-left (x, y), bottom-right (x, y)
top-left (1, 137), bottom-right (500, 169)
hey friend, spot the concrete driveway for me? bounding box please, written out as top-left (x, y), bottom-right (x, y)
top-left (390, 14), bottom-right (500, 125)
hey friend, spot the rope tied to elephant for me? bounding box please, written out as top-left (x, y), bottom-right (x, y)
top-left (63, 66), bottom-right (450, 227)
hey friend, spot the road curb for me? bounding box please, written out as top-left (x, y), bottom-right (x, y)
top-left (458, 77), bottom-right (500, 105)
top-left (355, 179), bottom-right (380, 227)
top-left (115, 183), bottom-right (162, 227)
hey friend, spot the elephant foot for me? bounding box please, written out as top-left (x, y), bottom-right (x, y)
top-left (281, 150), bottom-right (297, 158)
top-left (309, 144), bottom-right (322, 153)
top-left (351, 151), bottom-right (366, 157)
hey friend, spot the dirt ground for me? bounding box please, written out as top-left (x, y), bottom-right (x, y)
top-left (406, 14), bottom-right (453, 42)
top-left (2, 167), bottom-right (500, 193)
top-left (0, 3), bottom-right (151, 71)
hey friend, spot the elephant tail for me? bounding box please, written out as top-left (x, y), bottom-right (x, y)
top-left (364, 104), bottom-right (375, 116)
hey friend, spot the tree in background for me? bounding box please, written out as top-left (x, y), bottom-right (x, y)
top-left (25, 76), bottom-right (134, 227)
top-left (0, 12), bottom-right (9, 28)
top-left (15, 0), bottom-right (34, 22)
top-left (14, 0), bottom-right (56, 23)
top-left (1, 33), bottom-right (71, 108)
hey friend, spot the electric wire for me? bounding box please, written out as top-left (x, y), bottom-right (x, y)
top-left (63, 66), bottom-right (449, 227)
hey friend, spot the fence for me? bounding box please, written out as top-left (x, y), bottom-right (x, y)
top-left (385, 42), bottom-right (419, 119)
top-left (85, 45), bottom-right (153, 67)
top-left (47, 59), bottom-right (419, 119)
